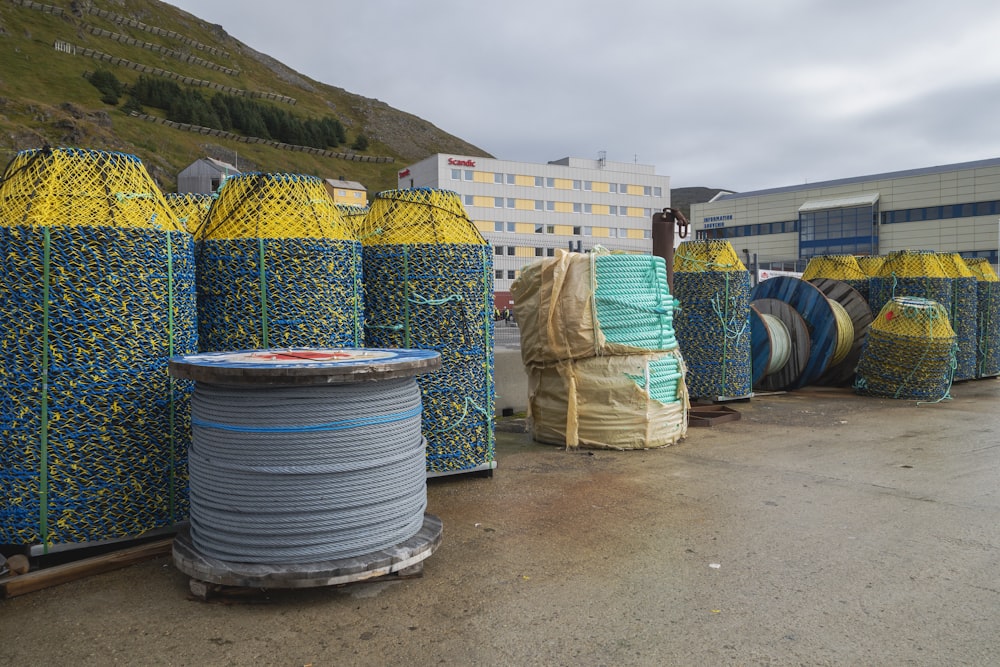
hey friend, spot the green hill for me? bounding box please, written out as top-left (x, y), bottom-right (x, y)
top-left (0, 0), bottom-right (491, 193)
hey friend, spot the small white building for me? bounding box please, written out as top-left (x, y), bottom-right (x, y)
top-left (177, 157), bottom-right (240, 194)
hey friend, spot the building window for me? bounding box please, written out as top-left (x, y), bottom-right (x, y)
top-left (643, 186), bottom-right (652, 196)
top-left (535, 200), bottom-right (544, 211)
top-left (608, 228), bottom-right (617, 238)
top-left (643, 230), bottom-right (651, 239)
top-left (506, 173), bottom-right (516, 185)
top-left (583, 181), bottom-right (592, 191)
top-left (535, 176), bottom-right (544, 187)
top-left (495, 246), bottom-right (503, 255)
top-left (535, 247), bottom-right (544, 257)
top-left (494, 197), bottom-right (504, 208)
top-left (620, 183), bottom-right (628, 193)
top-left (609, 206), bottom-right (618, 216)
top-left (583, 226), bottom-right (592, 236)
top-left (495, 269), bottom-right (503, 279)
top-left (573, 180), bottom-right (581, 190)
top-left (573, 226), bottom-right (581, 235)
top-left (507, 246), bottom-right (515, 255)
top-left (609, 183), bottom-right (618, 194)
top-left (653, 187), bottom-right (663, 197)
top-left (494, 221), bottom-right (504, 232)
top-left (494, 173), bottom-right (504, 184)
top-left (506, 221), bottom-right (516, 232)
top-left (619, 228), bottom-right (628, 238)
top-left (546, 177), bottom-right (555, 188)
top-left (535, 224), bottom-right (544, 234)
top-left (464, 195), bottom-right (474, 206)
top-left (451, 169), bottom-right (461, 180)
top-left (546, 225), bottom-right (555, 234)
top-left (464, 170), bottom-right (474, 181)
top-left (799, 204), bottom-right (877, 257)
top-left (583, 204), bottom-right (592, 214)
top-left (507, 270), bottom-right (516, 279)
top-left (546, 248), bottom-right (555, 257)
top-left (573, 203), bottom-right (582, 213)
top-left (506, 198), bottom-right (516, 208)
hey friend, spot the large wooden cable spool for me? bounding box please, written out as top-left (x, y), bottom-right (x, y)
top-left (808, 278), bottom-right (873, 386)
top-left (750, 299), bottom-right (810, 390)
top-left (750, 276), bottom-right (842, 389)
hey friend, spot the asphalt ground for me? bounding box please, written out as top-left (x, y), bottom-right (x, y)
top-left (2, 381), bottom-right (999, 666)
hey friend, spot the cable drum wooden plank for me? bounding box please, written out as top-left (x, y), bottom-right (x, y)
top-left (750, 298), bottom-right (810, 391)
top-left (808, 278), bottom-right (873, 386)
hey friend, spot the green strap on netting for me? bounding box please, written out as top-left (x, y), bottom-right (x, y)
top-left (166, 230), bottom-right (177, 522)
top-left (721, 273), bottom-right (730, 391)
top-left (258, 237), bottom-right (270, 347)
top-left (39, 227), bottom-right (51, 553)
top-left (482, 246), bottom-right (495, 455)
top-left (402, 245), bottom-right (411, 346)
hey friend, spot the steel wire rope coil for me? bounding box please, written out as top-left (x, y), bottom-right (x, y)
top-left (187, 378), bottom-right (427, 563)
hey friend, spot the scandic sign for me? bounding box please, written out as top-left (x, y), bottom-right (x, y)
top-left (448, 158), bottom-right (476, 167)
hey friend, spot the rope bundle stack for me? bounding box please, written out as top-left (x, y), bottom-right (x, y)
top-left (854, 296), bottom-right (957, 401)
top-left (672, 240), bottom-right (752, 400)
top-left (965, 257), bottom-right (1000, 377)
top-left (802, 254), bottom-right (870, 303)
top-left (360, 188), bottom-right (495, 475)
top-left (936, 253), bottom-right (978, 381)
top-left (195, 173), bottom-right (363, 352)
top-left (868, 250), bottom-right (953, 319)
top-left (0, 147), bottom-right (197, 549)
top-left (513, 250), bottom-right (688, 449)
top-left (164, 192), bottom-right (214, 235)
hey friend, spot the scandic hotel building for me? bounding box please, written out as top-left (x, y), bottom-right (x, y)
top-left (398, 154), bottom-right (671, 307)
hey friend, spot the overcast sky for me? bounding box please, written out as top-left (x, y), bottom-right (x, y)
top-left (167, 0), bottom-right (1000, 193)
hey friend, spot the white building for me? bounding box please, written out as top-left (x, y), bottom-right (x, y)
top-left (690, 158), bottom-right (1000, 274)
top-left (398, 154), bottom-right (671, 307)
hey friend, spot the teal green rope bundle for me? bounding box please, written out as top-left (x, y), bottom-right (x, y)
top-left (593, 254), bottom-right (678, 352)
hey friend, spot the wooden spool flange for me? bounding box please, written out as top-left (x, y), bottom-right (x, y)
top-left (808, 278), bottom-right (873, 386)
top-left (750, 298), bottom-right (810, 391)
top-left (751, 276), bottom-right (838, 389)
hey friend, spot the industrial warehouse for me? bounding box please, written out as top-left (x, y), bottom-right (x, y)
top-left (691, 157), bottom-right (1000, 276)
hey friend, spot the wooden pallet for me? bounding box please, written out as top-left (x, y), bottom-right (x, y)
top-left (688, 404), bottom-right (742, 427)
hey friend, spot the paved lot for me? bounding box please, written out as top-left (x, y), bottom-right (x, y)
top-left (2, 381), bottom-right (1000, 666)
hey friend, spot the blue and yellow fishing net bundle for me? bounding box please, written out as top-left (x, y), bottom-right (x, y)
top-left (195, 172), bottom-right (363, 352)
top-left (672, 240), bottom-right (752, 399)
top-left (361, 188), bottom-right (494, 475)
top-left (936, 253), bottom-right (978, 381)
top-left (0, 147), bottom-right (197, 548)
top-left (965, 257), bottom-right (1000, 377)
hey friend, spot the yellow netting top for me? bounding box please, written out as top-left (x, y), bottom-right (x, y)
top-left (935, 253), bottom-right (974, 279)
top-left (164, 192), bottom-right (214, 235)
top-left (335, 203), bottom-right (369, 238)
top-left (856, 255), bottom-right (885, 277)
top-left (358, 188), bottom-right (485, 246)
top-left (872, 296), bottom-right (955, 339)
top-left (801, 254), bottom-right (867, 281)
top-left (875, 250), bottom-right (946, 279)
top-left (965, 257), bottom-right (1000, 282)
top-left (673, 239), bottom-right (746, 272)
top-left (197, 172), bottom-right (352, 241)
top-left (0, 147), bottom-right (184, 232)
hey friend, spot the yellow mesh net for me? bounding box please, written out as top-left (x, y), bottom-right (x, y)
top-left (358, 188), bottom-right (485, 246)
top-left (0, 147), bottom-right (183, 231)
top-left (673, 240), bottom-right (747, 272)
top-left (856, 255), bottom-right (884, 277)
top-left (164, 192), bottom-right (214, 235)
top-left (335, 203), bottom-right (369, 238)
top-left (872, 296), bottom-right (955, 338)
top-left (965, 257), bottom-right (999, 282)
top-left (197, 172), bottom-right (352, 241)
top-left (936, 253), bottom-right (974, 278)
top-left (876, 250), bottom-right (946, 278)
top-left (802, 254), bottom-right (867, 281)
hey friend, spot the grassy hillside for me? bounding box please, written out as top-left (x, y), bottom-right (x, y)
top-left (0, 0), bottom-right (491, 193)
